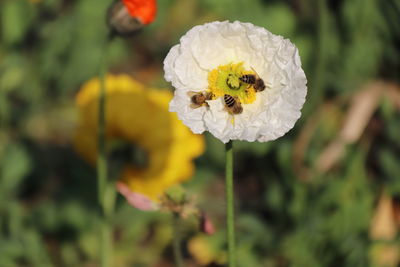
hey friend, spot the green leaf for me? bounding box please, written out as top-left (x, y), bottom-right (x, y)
top-left (1, 0), bottom-right (34, 46)
top-left (0, 142), bottom-right (32, 195)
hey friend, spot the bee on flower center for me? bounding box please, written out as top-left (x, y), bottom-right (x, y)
top-left (239, 68), bottom-right (266, 92)
top-left (188, 91), bottom-right (213, 108)
top-left (223, 94), bottom-right (243, 115)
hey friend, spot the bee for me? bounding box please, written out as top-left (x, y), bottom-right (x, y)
top-left (188, 91), bottom-right (213, 108)
top-left (223, 94), bottom-right (243, 115)
top-left (239, 68), bottom-right (266, 92)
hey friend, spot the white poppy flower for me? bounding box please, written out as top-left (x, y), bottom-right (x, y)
top-left (164, 21), bottom-right (307, 143)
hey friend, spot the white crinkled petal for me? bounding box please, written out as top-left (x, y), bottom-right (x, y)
top-left (164, 21), bottom-right (307, 143)
top-left (169, 90), bottom-right (206, 134)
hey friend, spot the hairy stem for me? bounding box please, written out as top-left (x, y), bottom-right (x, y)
top-left (225, 140), bottom-right (236, 267)
top-left (97, 34), bottom-right (115, 267)
top-left (172, 213), bottom-right (184, 267)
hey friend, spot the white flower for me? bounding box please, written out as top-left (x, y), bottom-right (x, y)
top-left (164, 21), bottom-right (307, 143)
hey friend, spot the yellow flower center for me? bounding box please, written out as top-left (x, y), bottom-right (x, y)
top-left (207, 62), bottom-right (257, 104)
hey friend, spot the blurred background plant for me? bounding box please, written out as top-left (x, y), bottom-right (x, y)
top-left (0, 0), bottom-right (399, 266)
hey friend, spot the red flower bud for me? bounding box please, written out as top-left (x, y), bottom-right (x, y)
top-left (107, 0), bottom-right (157, 36)
top-left (122, 0), bottom-right (157, 24)
top-left (200, 212), bottom-right (216, 235)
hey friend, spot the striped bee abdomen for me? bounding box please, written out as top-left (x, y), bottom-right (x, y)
top-left (224, 94), bottom-right (235, 107)
top-left (239, 75), bottom-right (256, 84)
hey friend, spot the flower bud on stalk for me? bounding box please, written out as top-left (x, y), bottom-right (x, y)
top-left (199, 211), bottom-right (216, 235)
top-left (107, 0), bottom-right (157, 36)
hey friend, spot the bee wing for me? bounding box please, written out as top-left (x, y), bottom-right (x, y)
top-left (250, 67), bottom-right (261, 78)
top-left (187, 91), bottom-right (200, 97)
top-left (190, 103), bottom-right (202, 109)
top-left (223, 106), bottom-right (231, 114)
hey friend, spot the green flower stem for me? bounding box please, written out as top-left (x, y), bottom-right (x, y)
top-left (97, 34), bottom-right (115, 267)
top-left (98, 43), bottom-right (107, 219)
top-left (172, 213), bottom-right (184, 267)
top-left (225, 140), bottom-right (236, 267)
top-left (100, 219), bottom-right (111, 267)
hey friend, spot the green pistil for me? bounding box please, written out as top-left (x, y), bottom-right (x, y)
top-left (226, 74), bottom-right (241, 90)
top-left (216, 69), bottom-right (247, 96)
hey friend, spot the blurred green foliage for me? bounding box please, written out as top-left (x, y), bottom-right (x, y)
top-left (1, 0), bottom-right (400, 266)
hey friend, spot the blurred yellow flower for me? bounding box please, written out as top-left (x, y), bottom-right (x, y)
top-left (188, 234), bottom-right (226, 266)
top-left (74, 74), bottom-right (204, 201)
